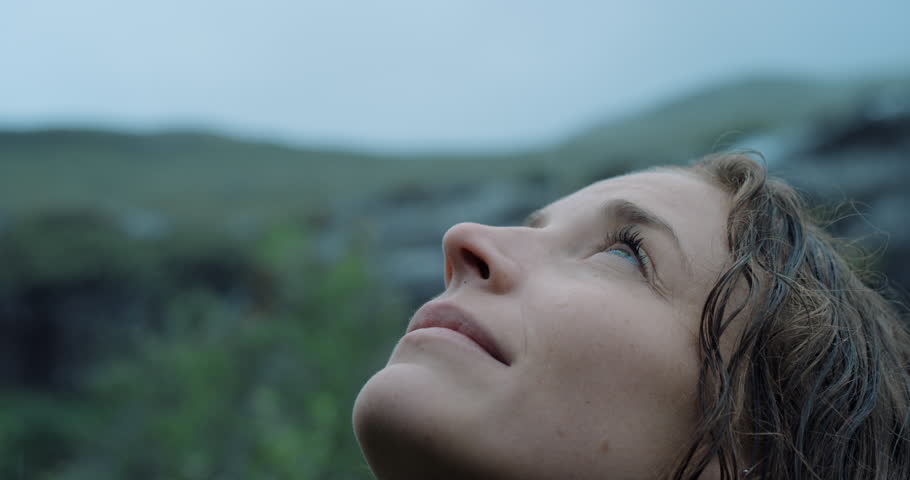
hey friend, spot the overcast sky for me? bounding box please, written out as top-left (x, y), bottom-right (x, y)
top-left (2, 1), bottom-right (908, 152)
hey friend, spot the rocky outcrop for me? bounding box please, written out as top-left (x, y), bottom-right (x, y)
top-left (344, 88), bottom-right (910, 310)
top-left (764, 88), bottom-right (910, 293)
top-left (317, 175), bottom-right (563, 307)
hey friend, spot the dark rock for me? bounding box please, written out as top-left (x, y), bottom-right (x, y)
top-left (351, 86), bottom-right (910, 310)
top-left (751, 95), bottom-right (910, 298)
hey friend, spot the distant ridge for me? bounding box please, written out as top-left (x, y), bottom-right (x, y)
top-left (2, 74), bottom-right (907, 222)
top-left (556, 75), bottom-right (905, 162)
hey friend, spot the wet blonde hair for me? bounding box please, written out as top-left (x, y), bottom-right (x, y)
top-left (670, 153), bottom-right (910, 479)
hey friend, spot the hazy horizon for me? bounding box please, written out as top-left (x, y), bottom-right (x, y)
top-left (3, 1), bottom-right (909, 152)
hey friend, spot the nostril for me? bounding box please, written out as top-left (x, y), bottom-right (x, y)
top-left (461, 248), bottom-right (491, 280)
top-left (478, 259), bottom-right (490, 279)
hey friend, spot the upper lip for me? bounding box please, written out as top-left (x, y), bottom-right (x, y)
top-left (406, 301), bottom-right (510, 366)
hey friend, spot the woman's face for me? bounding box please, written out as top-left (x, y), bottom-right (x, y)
top-left (353, 170), bottom-right (732, 479)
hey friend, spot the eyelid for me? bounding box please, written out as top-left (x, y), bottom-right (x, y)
top-left (601, 225), bottom-right (652, 278)
top-left (605, 248), bottom-right (645, 272)
top-left (618, 244), bottom-right (651, 272)
top-left (606, 226), bottom-right (673, 300)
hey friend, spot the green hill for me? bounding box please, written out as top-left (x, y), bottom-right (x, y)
top-left (1, 74), bottom-right (904, 225)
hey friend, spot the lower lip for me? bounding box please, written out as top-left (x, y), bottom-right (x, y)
top-left (403, 326), bottom-right (494, 359)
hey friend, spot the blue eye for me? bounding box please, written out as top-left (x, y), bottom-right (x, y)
top-left (600, 225), bottom-right (651, 278)
top-left (606, 248), bottom-right (640, 266)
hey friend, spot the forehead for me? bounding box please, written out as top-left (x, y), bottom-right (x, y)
top-left (549, 169), bottom-right (726, 218)
top-left (546, 170), bottom-right (731, 278)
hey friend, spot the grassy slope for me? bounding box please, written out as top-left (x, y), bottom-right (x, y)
top-left (0, 129), bottom-right (520, 225)
top-left (1, 74), bottom-right (903, 225)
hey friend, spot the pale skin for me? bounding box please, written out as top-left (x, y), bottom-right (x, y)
top-left (353, 170), bottom-right (734, 479)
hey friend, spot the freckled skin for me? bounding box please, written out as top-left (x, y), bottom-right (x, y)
top-left (353, 171), bottom-right (732, 479)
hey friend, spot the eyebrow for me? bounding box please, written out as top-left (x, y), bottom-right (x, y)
top-left (524, 198), bottom-right (691, 274)
top-left (604, 199), bottom-right (681, 249)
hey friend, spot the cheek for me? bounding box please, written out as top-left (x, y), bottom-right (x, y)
top-left (518, 283), bottom-right (701, 424)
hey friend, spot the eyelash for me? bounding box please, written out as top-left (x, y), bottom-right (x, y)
top-left (600, 225), bottom-right (651, 278)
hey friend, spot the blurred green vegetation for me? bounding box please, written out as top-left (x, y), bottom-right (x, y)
top-left (0, 214), bottom-right (403, 479)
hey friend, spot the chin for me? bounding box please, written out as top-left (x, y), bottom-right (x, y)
top-left (353, 362), bottom-right (462, 450)
top-left (352, 363), bottom-right (513, 480)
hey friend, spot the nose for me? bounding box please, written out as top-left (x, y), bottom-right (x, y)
top-left (442, 222), bottom-right (520, 294)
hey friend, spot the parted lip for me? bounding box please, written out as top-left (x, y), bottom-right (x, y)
top-left (406, 301), bottom-right (510, 366)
